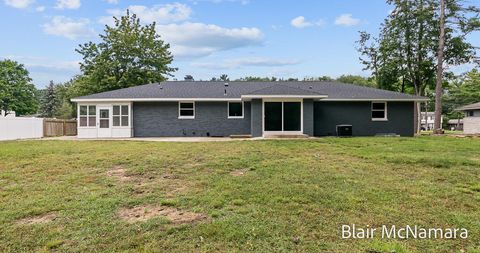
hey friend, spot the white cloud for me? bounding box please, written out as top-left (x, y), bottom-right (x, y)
top-left (55, 0), bottom-right (80, 9)
top-left (156, 22), bottom-right (263, 57)
top-left (99, 3), bottom-right (192, 26)
top-left (35, 5), bottom-right (45, 12)
top-left (104, 0), bottom-right (118, 4)
top-left (192, 57), bottom-right (299, 69)
top-left (42, 16), bottom-right (95, 40)
top-left (2, 55), bottom-right (80, 86)
top-left (98, 3), bottom-right (263, 57)
top-left (290, 16), bottom-right (324, 28)
top-left (334, 14), bottom-right (360, 27)
top-left (4, 0), bottom-right (35, 8)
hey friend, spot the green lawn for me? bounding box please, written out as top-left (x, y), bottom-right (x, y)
top-left (1, 137), bottom-right (480, 252)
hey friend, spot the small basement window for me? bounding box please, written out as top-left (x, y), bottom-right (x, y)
top-left (371, 102), bottom-right (387, 121)
top-left (79, 105), bottom-right (96, 127)
top-left (228, 102), bottom-right (244, 118)
top-left (179, 102), bottom-right (195, 119)
top-left (113, 105), bottom-right (129, 127)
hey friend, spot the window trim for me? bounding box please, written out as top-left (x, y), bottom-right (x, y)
top-left (178, 101), bottom-right (195, 119)
top-left (78, 105), bottom-right (97, 128)
top-left (371, 102), bottom-right (388, 121)
top-left (112, 104), bottom-right (130, 128)
top-left (227, 101), bottom-right (244, 119)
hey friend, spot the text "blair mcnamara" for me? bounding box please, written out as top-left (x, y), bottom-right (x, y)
top-left (341, 224), bottom-right (468, 239)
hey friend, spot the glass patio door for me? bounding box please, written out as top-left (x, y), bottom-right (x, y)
top-left (264, 101), bottom-right (302, 133)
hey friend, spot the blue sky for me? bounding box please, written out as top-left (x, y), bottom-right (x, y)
top-left (1, 0), bottom-right (479, 88)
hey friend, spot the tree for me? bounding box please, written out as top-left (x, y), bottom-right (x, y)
top-left (303, 76), bottom-right (334, 81)
top-left (75, 10), bottom-right (176, 96)
top-left (434, 0), bottom-right (446, 133)
top-left (184, 75), bottom-right (194, 81)
top-left (336, 75), bottom-right (376, 87)
top-left (434, 0), bottom-right (480, 133)
top-left (235, 76), bottom-right (279, 81)
top-left (0, 59), bottom-right (38, 116)
top-left (39, 81), bottom-right (59, 118)
top-left (219, 74), bottom-right (229, 81)
top-left (444, 69), bottom-right (480, 110)
top-left (357, 0), bottom-right (479, 132)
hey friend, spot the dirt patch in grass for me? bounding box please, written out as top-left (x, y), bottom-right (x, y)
top-left (16, 213), bottom-right (57, 225)
top-left (117, 205), bottom-right (207, 224)
top-left (107, 166), bottom-right (130, 181)
top-left (230, 169), bottom-right (248, 177)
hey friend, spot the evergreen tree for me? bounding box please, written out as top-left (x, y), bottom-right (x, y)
top-left (40, 81), bottom-right (59, 118)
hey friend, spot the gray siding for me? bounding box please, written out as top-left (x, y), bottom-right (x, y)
top-left (314, 101), bottom-right (414, 136)
top-left (250, 99), bottom-right (263, 137)
top-left (133, 101), bottom-right (251, 137)
top-left (303, 99), bottom-right (314, 136)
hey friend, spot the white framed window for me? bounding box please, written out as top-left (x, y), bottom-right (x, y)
top-left (179, 102), bottom-right (195, 119)
top-left (371, 102), bottom-right (387, 121)
top-left (79, 105), bottom-right (96, 127)
top-left (228, 101), bottom-right (244, 119)
top-left (113, 105), bottom-right (129, 127)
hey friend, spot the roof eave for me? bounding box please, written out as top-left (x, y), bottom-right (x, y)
top-left (71, 98), bottom-right (243, 102)
top-left (319, 98), bottom-right (429, 102)
top-left (241, 95), bottom-right (328, 100)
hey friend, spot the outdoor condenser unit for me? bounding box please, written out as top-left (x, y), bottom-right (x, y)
top-left (336, 124), bottom-right (353, 137)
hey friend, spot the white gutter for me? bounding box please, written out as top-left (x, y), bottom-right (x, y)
top-left (241, 95), bottom-right (329, 99)
top-left (71, 98), bottom-right (242, 102)
top-left (71, 96), bottom-right (428, 103)
top-left (319, 98), bottom-right (429, 102)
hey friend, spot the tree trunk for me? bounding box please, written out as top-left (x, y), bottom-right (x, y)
top-left (434, 0), bottom-right (446, 134)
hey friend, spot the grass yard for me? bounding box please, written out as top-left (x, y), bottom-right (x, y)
top-left (1, 137), bottom-right (480, 252)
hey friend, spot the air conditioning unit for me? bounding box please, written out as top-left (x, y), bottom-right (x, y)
top-left (336, 124), bottom-right (352, 137)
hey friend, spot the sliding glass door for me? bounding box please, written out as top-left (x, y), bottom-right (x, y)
top-left (264, 101), bottom-right (302, 133)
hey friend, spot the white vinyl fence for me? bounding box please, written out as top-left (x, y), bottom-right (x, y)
top-left (0, 117), bottom-right (44, 141)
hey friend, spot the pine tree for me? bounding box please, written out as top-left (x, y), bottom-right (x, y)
top-left (40, 81), bottom-right (59, 118)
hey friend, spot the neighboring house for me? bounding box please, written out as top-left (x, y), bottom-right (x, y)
top-left (71, 81), bottom-right (427, 138)
top-left (0, 110), bottom-right (16, 117)
top-left (420, 112), bottom-right (443, 131)
top-left (457, 102), bottom-right (480, 134)
top-left (447, 119), bottom-right (463, 131)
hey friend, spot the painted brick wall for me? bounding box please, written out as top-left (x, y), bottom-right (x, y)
top-left (314, 101), bottom-right (415, 136)
top-left (133, 101), bottom-right (251, 137)
top-left (303, 99), bottom-right (314, 136)
top-left (250, 99), bottom-right (263, 137)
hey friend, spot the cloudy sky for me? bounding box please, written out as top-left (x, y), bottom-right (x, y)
top-left (1, 0), bottom-right (479, 88)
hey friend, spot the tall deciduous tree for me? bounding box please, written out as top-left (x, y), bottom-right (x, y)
top-left (357, 0), bottom-right (479, 133)
top-left (75, 10), bottom-right (176, 96)
top-left (434, 0), bottom-right (446, 133)
top-left (0, 59), bottom-right (38, 116)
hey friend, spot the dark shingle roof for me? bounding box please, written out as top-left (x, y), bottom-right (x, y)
top-left (245, 84), bottom-right (326, 96)
top-left (457, 102), bottom-right (480, 111)
top-left (72, 81), bottom-right (427, 101)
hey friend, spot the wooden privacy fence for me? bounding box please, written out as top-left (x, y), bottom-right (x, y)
top-left (43, 119), bottom-right (77, 137)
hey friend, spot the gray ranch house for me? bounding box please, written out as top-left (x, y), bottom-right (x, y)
top-left (71, 81), bottom-right (427, 138)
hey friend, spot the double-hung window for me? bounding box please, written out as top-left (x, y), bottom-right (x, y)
top-left (79, 105), bottom-right (96, 127)
top-left (371, 102), bottom-right (387, 121)
top-left (179, 102), bottom-right (195, 119)
top-left (113, 105), bottom-right (129, 127)
top-left (228, 102), bottom-right (244, 119)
